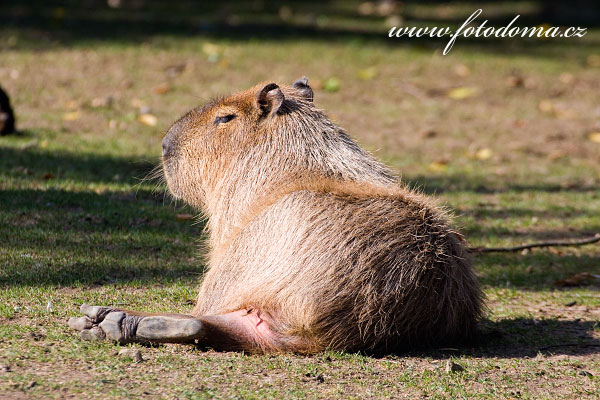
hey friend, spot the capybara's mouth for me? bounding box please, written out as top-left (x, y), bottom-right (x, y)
top-left (161, 158), bottom-right (181, 199)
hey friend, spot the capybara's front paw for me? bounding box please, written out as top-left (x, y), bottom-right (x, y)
top-left (68, 304), bottom-right (205, 344)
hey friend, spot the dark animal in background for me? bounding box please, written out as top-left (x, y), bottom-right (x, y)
top-left (0, 86), bottom-right (15, 135)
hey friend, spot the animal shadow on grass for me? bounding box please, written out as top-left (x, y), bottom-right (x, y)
top-left (0, 186), bottom-right (206, 287)
top-left (0, 145), bottom-right (204, 286)
top-left (412, 317), bottom-right (600, 360)
top-left (0, 145), bottom-right (157, 185)
top-left (354, 318), bottom-right (600, 361)
top-left (406, 174), bottom-right (600, 195)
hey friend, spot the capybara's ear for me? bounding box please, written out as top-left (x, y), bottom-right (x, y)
top-left (292, 77), bottom-right (313, 102)
top-left (256, 83), bottom-right (284, 117)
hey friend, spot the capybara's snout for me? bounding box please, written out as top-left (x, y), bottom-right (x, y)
top-left (161, 123), bottom-right (181, 161)
top-left (161, 130), bottom-right (175, 159)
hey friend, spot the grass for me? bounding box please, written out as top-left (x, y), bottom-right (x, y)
top-left (1, 1), bottom-right (600, 398)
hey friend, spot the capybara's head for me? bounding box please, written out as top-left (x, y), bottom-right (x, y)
top-left (161, 78), bottom-right (315, 208)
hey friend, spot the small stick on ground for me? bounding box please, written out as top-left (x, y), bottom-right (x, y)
top-left (469, 233), bottom-right (600, 253)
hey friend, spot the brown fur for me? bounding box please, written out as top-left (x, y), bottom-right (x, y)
top-left (161, 79), bottom-right (484, 353)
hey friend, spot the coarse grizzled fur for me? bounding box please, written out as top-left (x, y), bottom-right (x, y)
top-left (161, 78), bottom-right (484, 353)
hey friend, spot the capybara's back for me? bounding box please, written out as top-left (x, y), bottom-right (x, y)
top-left (288, 185), bottom-right (482, 352)
top-left (161, 78), bottom-right (484, 353)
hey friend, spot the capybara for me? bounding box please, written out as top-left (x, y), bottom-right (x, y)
top-left (69, 78), bottom-right (484, 354)
top-left (0, 86), bottom-right (15, 135)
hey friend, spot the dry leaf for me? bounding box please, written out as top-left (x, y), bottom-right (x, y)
top-left (309, 79), bottom-right (323, 90)
top-left (587, 54), bottom-right (600, 67)
top-left (62, 111), bottom-right (81, 121)
top-left (506, 75), bottom-right (524, 88)
top-left (153, 83), bottom-right (171, 95)
top-left (176, 213), bottom-right (194, 221)
top-left (357, 67), bottom-right (377, 81)
top-left (202, 43), bottom-right (221, 62)
top-left (107, 0), bottom-right (122, 8)
top-left (358, 2), bottom-right (375, 16)
top-left (559, 73), bottom-right (574, 84)
top-left (421, 129), bottom-right (438, 139)
top-left (226, 15), bottom-right (241, 26)
top-left (278, 6), bottom-right (292, 20)
top-left (130, 98), bottom-right (145, 109)
top-left (90, 96), bottom-right (113, 108)
top-left (538, 99), bottom-right (554, 113)
top-left (554, 272), bottom-right (600, 287)
top-left (164, 63), bottom-right (187, 78)
top-left (536, 23), bottom-right (552, 39)
top-left (522, 77), bottom-right (537, 89)
top-left (377, 0), bottom-right (398, 16)
top-left (447, 86), bottom-right (479, 100)
top-left (202, 43), bottom-right (220, 56)
top-left (453, 64), bottom-right (470, 77)
top-left (428, 161), bottom-right (448, 173)
top-left (547, 150), bottom-right (565, 161)
top-left (554, 108), bottom-right (577, 120)
top-left (474, 148), bottom-right (493, 160)
top-left (588, 132), bottom-right (600, 143)
top-left (323, 77), bottom-right (341, 92)
top-left (138, 113), bottom-right (157, 127)
top-left (384, 15), bottom-right (402, 28)
top-left (52, 7), bottom-right (65, 19)
top-left (218, 58), bottom-right (230, 69)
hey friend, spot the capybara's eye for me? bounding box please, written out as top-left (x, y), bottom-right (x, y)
top-left (214, 114), bottom-right (236, 126)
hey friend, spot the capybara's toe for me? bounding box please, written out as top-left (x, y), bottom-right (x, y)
top-left (68, 316), bottom-right (92, 331)
top-left (80, 326), bottom-right (105, 341)
top-left (80, 304), bottom-right (115, 322)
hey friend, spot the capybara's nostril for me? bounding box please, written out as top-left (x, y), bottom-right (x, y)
top-left (162, 137), bottom-right (171, 158)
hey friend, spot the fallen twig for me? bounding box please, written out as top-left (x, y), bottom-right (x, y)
top-left (469, 233), bottom-right (600, 253)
